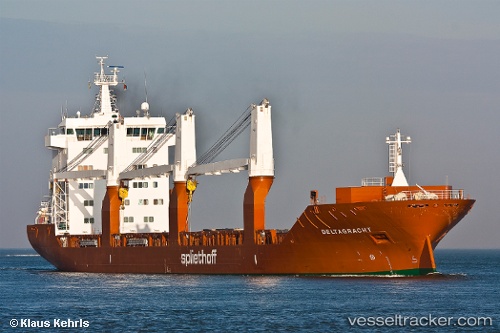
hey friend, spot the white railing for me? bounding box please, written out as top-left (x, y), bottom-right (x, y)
top-left (385, 189), bottom-right (465, 201)
top-left (362, 177), bottom-right (385, 186)
top-left (94, 73), bottom-right (117, 84)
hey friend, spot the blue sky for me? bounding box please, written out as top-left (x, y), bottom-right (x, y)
top-left (1, 0), bottom-right (499, 248)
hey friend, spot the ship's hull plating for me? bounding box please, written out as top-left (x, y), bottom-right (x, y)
top-left (27, 198), bottom-right (475, 275)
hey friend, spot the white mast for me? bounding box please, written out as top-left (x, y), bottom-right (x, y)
top-left (93, 56), bottom-right (123, 116)
top-left (386, 129), bottom-right (411, 186)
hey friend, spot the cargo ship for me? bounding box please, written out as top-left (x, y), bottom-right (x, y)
top-left (27, 57), bottom-right (475, 275)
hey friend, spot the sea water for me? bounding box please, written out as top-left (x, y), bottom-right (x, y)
top-left (0, 249), bottom-right (498, 332)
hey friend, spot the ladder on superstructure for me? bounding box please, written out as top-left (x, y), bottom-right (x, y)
top-left (52, 180), bottom-right (69, 231)
top-left (58, 121), bottom-right (113, 173)
top-left (388, 142), bottom-right (397, 173)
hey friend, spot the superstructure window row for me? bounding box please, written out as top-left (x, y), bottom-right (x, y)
top-left (75, 128), bottom-right (108, 141)
top-left (132, 181), bottom-right (148, 188)
top-left (77, 165), bottom-right (94, 171)
top-left (132, 147), bottom-right (147, 153)
top-left (122, 198), bottom-right (163, 206)
top-left (123, 216), bottom-right (155, 223)
top-left (126, 127), bottom-right (157, 140)
top-left (78, 182), bottom-right (94, 189)
top-left (131, 181), bottom-right (158, 188)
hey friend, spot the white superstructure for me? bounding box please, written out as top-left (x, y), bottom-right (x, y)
top-left (36, 57), bottom-right (276, 240)
top-left (41, 57), bottom-right (175, 236)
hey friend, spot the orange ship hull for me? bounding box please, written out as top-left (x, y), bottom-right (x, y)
top-left (27, 196), bottom-right (475, 276)
top-left (30, 64), bottom-right (474, 276)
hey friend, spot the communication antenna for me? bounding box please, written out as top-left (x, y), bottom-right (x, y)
top-left (141, 70), bottom-right (150, 117)
top-left (107, 64), bottom-right (126, 89)
top-left (144, 70), bottom-right (148, 103)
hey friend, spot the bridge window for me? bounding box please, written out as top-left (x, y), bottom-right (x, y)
top-left (75, 128), bottom-right (94, 141)
top-left (147, 128), bottom-right (155, 140)
top-left (76, 129), bottom-right (84, 141)
top-left (127, 127), bottom-right (142, 137)
top-left (84, 128), bottom-right (92, 140)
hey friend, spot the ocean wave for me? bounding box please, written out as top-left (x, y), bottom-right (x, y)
top-left (425, 271), bottom-right (469, 279)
